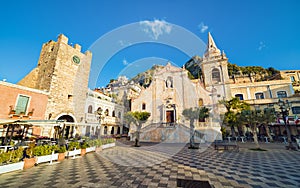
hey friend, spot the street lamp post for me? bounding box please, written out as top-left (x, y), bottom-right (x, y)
top-left (277, 99), bottom-right (294, 150)
top-left (96, 108), bottom-right (103, 139)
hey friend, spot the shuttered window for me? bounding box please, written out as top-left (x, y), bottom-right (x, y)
top-left (15, 95), bottom-right (29, 114)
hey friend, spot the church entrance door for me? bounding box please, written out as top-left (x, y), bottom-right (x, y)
top-left (166, 111), bottom-right (175, 123)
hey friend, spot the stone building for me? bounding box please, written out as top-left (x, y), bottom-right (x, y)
top-left (17, 34), bottom-right (92, 138)
top-left (83, 89), bottom-right (124, 138)
top-left (280, 70), bottom-right (300, 92)
top-left (18, 34), bottom-right (92, 124)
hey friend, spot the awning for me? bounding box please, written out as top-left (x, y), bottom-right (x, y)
top-left (0, 119), bottom-right (21, 125)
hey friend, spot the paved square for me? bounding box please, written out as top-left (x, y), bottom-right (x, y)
top-left (0, 141), bottom-right (299, 188)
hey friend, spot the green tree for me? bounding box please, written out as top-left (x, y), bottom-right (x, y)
top-left (182, 107), bottom-right (209, 148)
top-left (124, 111), bottom-right (151, 147)
top-left (261, 108), bottom-right (276, 142)
top-left (239, 109), bottom-right (263, 148)
top-left (219, 98), bottom-right (250, 137)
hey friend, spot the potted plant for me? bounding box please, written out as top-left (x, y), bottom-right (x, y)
top-left (23, 143), bottom-right (36, 170)
top-left (57, 146), bottom-right (67, 161)
top-left (94, 139), bottom-right (103, 152)
top-left (33, 145), bottom-right (58, 165)
top-left (67, 141), bottom-right (81, 158)
top-left (80, 142), bottom-right (90, 156)
top-left (0, 148), bottom-right (24, 174)
top-left (101, 138), bottom-right (116, 150)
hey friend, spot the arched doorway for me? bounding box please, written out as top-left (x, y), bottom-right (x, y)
top-left (57, 115), bottom-right (75, 139)
top-left (104, 126), bottom-right (108, 135)
top-left (111, 126), bottom-right (115, 135)
top-left (117, 126), bottom-right (121, 134)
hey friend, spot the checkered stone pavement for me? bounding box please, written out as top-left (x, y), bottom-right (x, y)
top-left (0, 141), bottom-right (299, 188)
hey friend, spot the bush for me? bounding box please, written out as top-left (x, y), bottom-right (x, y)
top-left (33, 145), bottom-right (58, 156)
top-left (0, 148), bottom-right (23, 165)
top-left (103, 138), bottom-right (116, 144)
top-left (93, 139), bottom-right (102, 147)
top-left (56, 145), bottom-right (67, 153)
top-left (68, 141), bottom-right (80, 151)
top-left (80, 141), bottom-right (90, 149)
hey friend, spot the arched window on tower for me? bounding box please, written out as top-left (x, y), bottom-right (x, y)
top-left (212, 68), bottom-right (221, 83)
top-left (142, 103), bottom-right (146, 110)
top-left (112, 110), bottom-right (115, 117)
top-left (88, 105), bottom-right (93, 114)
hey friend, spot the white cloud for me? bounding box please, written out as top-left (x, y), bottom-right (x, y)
top-left (122, 58), bottom-right (129, 65)
top-left (119, 40), bottom-right (125, 46)
top-left (119, 40), bottom-right (132, 47)
top-left (258, 41), bottom-right (266, 51)
top-left (198, 22), bottom-right (208, 33)
top-left (139, 19), bottom-right (172, 40)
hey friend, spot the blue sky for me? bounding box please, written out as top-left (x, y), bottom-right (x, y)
top-left (0, 0), bottom-right (299, 88)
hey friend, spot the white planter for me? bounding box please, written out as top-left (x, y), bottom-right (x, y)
top-left (86, 146), bottom-right (96, 153)
top-left (67, 149), bottom-right (81, 158)
top-left (101, 143), bottom-right (115, 150)
top-left (35, 153), bottom-right (58, 165)
top-left (0, 161), bottom-right (24, 174)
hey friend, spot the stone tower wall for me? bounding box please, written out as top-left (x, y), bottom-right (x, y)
top-left (18, 34), bottom-right (92, 122)
top-left (201, 58), bottom-right (232, 100)
top-left (45, 35), bottom-right (92, 122)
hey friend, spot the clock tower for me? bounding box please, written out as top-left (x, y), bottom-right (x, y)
top-left (18, 34), bottom-right (92, 123)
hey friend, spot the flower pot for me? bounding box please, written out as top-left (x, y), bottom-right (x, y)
top-left (35, 154), bottom-right (58, 165)
top-left (67, 149), bottom-right (81, 158)
top-left (23, 158), bottom-right (36, 170)
top-left (58, 153), bottom-right (65, 161)
top-left (86, 146), bottom-right (96, 153)
top-left (0, 161), bottom-right (24, 174)
top-left (101, 143), bottom-right (116, 150)
top-left (80, 148), bottom-right (86, 156)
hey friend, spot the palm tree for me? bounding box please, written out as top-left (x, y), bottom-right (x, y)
top-left (182, 107), bottom-right (209, 149)
top-left (219, 97), bottom-right (250, 137)
top-left (124, 111), bottom-right (151, 147)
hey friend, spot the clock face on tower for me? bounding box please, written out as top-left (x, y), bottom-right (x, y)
top-left (72, 55), bottom-right (80, 64)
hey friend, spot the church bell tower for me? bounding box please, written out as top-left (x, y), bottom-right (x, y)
top-left (200, 32), bottom-right (231, 99)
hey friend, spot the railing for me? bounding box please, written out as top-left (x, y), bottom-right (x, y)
top-left (103, 116), bottom-right (120, 125)
top-left (85, 113), bottom-right (98, 123)
top-left (160, 122), bottom-right (176, 128)
top-left (85, 113), bottom-right (120, 124)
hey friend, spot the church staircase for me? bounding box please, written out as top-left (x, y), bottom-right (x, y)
top-left (138, 123), bottom-right (205, 143)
